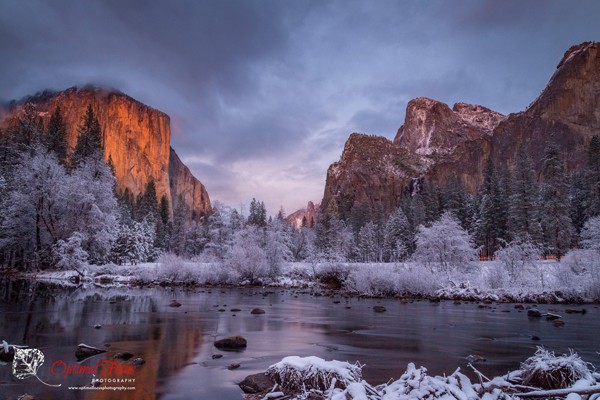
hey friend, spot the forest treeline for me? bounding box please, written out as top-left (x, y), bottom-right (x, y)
top-left (1, 103), bottom-right (600, 273)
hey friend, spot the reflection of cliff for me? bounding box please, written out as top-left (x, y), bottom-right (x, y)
top-left (0, 281), bottom-right (203, 400)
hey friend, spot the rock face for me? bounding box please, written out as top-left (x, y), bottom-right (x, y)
top-left (322, 42), bottom-right (600, 217)
top-left (492, 42), bottom-right (600, 172)
top-left (0, 86), bottom-right (211, 219)
top-left (321, 133), bottom-right (427, 217)
top-left (286, 201), bottom-right (319, 228)
top-left (169, 148), bottom-right (211, 219)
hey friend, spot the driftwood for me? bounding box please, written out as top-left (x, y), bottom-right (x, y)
top-left (515, 385), bottom-right (600, 398)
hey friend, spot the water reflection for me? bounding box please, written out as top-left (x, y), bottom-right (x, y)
top-left (1, 281), bottom-right (599, 400)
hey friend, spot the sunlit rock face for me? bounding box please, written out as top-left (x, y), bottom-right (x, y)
top-left (0, 86), bottom-right (211, 219)
top-left (322, 42), bottom-right (600, 218)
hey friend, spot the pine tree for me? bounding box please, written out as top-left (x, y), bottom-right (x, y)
top-left (44, 106), bottom-right (69, 164)
top-left (136, 180), bottom-right (159, 221)
top-left (474, 158), bottom-right (508, 257)
top-left (586, 135), bottom-right (600, 218)
top-left (71, 104), bottom-right (102, 166)
top-left (540, 143), bottom-right (574, 258)
top-left (247, 198), bottom-right (267, 227)
top-left (443, 178), bottom-right (473, 231)
top-left (508, 146), bottom-right (542, 243)
top-left (382, 206), bottom-right (413, 261)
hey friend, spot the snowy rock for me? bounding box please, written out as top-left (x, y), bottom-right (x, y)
top-left (75, 344), bottom-right (106, 361)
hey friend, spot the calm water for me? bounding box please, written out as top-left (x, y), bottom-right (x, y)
top-left (0, 280), bottom-right (598, 400)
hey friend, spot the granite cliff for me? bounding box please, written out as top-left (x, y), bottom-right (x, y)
top-left (0, 86), bottom-right (211, 219)
top-left (322, 42), bottom-right (600, 218)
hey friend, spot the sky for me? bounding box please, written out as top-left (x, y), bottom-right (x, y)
top-left (1, 0), bottom-right (599, 215)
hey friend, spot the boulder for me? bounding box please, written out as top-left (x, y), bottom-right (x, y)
top-left (214, 336), bottom-right (247, 350)
top-left (527, 309), bottom-right (542, 318)
top-left (238, 372), bottom-right (275, 394)
top-left (75, 344), bottom-right (106, 361)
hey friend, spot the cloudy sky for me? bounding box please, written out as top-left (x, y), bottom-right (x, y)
top-left (1, 0), bottom-right (598, 214)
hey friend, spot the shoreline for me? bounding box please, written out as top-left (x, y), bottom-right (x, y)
top-left (2, 267), bottom-right (597, 305)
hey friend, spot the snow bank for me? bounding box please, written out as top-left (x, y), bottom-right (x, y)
top-left (249, 349), bottom-right (599, 400)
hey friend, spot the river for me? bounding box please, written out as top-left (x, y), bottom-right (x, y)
top-left (0, 280), bottom-right (598, 399)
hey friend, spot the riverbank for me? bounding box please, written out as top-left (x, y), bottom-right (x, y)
top-left (6, 258), bottom-right (599, 304)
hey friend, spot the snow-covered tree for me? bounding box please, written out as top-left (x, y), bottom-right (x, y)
top-left (265, 218), bottom-right (293, 276)
top-left (413, 211), bottom-right (477, 276)
top-left (111, 218), bottom-right (156, 265)
top-left (580, 215), bottom-right (600, 252)
top-left (224, 226), bottom-right (268, 283)
top-left (475, 159), bottom-right (509, 257)
top-left (356, 221), bottom-right (378, 262)
top-left (495, 239), bottom-right (541, 284)
top-left (540, 143), bottom-right (574, 258)
top-left (53, 232), bottom-right (88, 274)
top-left (509, 146), bottom-right (542, 243)
top-left (383, 207), bottom-right (413, 262)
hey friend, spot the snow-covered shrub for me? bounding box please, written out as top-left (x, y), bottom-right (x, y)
top-left (412, 212), bottom-right (477, 277)
top-left (315, 262), bottom-right (351, 288)
top-left (223, 226), bottom-right (268, 284)
top-left (345, 264), bottom-right (397, 296)
top-left (52, 232), bottom-right (88, 273)
top-left (495, 239), bottom-right (541, 285)
top-left (155, 253), bottom-right (190, 283)
top-left (266, 356), bottom-right (362, 393)
top-left (560, 249), bottom-right (600, 299)
top-left (520, 347), bottom-right (593, 390)
top-left (345, 263), bottom-right (441, 297)
top-left (482, 262), bottom-right (509, 289)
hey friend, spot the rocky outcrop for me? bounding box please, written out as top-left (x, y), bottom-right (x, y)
top-left (321, 133), bottom-right (427, 217)
top-left (169, 148), bottom-right (211, 219)
top-left (322, 42), bottom-right (599, 218)
top-left (286, 201), bottom-right (319, 228)
top-left (0, 86), bottom-right (211, 219)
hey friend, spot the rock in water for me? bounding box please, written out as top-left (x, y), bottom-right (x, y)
top-left (169, 300), bottom-right (182, 307)
top-left (227, 363), bottom-right (241, 370)
top-left (75, 344), bottom-right (106, 361)
top-left (212, 354), bottom-right (223, 359)
top-left (527, 309), bottom-right (542, 318)
top-left (373, 306), bottom-right (386, 313)
top-left (238, 372), bottom-right (275, 394)
top-left (113, 352), bottom-right (134, 360)
top-left (128, 357), bottom-right (146, 366)
top-left (214, 336), bottom-right (247, 350)
top-left (250, 308), bottom-right (266, 315)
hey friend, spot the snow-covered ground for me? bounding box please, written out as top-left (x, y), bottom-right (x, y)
top-left (19, 250), bottom-right (600, 303)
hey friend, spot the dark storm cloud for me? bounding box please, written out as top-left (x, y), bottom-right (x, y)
top-left (1, 0), bottom-right (599, 213)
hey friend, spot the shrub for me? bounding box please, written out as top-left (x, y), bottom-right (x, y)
top-left (520, 347), bottom-right (593, 390)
